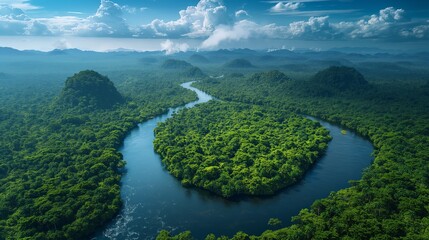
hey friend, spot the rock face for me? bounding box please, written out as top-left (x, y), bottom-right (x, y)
top-left (59, 70), bottom-right (123, 109)
top-left (312, 66), bottom-right (368, 90)
top-left (161, 59), bottom-right (193, 69)
top-left (223, 59), bottom-right (256, 68)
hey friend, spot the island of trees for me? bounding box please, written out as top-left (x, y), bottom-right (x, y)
top-left (157, 66), bottom-right (429, 239)
top-left (154, 101), bottom-right (331, 197)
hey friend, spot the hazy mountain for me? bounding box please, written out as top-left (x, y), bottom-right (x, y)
top-left (189, 54), bottom-right (210, 64)
top-left (161, 59), bottom-right (193, 69)
top-left (223, 59), bottom-right (256, 68)
top-left (312, 66), bottom-right (368, 91)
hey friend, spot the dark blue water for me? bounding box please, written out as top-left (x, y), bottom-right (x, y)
top-left (94, 82), bottom-right (373, 240)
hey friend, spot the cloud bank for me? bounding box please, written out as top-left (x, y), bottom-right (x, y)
top-left (0, 0), bottom-right (428, 49)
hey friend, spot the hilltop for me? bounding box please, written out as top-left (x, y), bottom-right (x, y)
top-left (223, 59), bottom-right (256, 68)
top-left (189, 54), bottom-right (210, 64)
top-left (59, 70), bottom-right (124, 109)
top-left (161, 59), bottom-right (206, 78)
top-left (249, 70), bottom-right (289, 82)
top-left (312, 66), bottom-right (368, 91)
top-left (161, 59), bottom-right (193, 69)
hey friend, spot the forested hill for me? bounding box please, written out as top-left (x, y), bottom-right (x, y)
top-left (160, 59), bottom-right (206, 78)
top-left (0, 74), bottom-right (196, 240)
top-left (249, 70), bottom-right (289, 83)
top-left (311, 66), bottom-right (368, 90)
top-left (223, 59), bottom-right (256, 68)
top-left (161, 59), bottom-right (193, 69)
top-left (59, 70), bottom-right (124, 109)
top-left (159, 67), bottom-right (429, 239)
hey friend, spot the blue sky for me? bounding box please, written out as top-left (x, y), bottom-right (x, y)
top-left (0, 0), bottom-right (428, 51)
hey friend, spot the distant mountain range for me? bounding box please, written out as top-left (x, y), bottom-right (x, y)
top-left (1, 46), bottom-right (428, 57)
top-left (1, 47), bottom-right (428, 78)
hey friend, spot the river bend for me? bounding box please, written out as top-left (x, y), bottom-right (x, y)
top-left (94, 82), bottom-right (373, 240)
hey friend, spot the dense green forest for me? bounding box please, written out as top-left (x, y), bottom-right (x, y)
top-left (158, 67), bottom-right (429, 239)
top-left (0, 71), bottom-right (196, 239)
top-left (154, 101), bottom-right (331, 197)
top-left (58, 70), bottom-right (124, 109)
top-left (1, 46), bottom-right (429, 240)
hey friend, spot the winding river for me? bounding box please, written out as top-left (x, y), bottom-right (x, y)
top-left (94, 82), bottom-right (373, 240)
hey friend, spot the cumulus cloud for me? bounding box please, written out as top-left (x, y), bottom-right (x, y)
top-left (200, 6), bottom-right (429, 48)
top-left (72, 0), bottom-right (131, 37)
top-left (0, 5), bottom-right (52, 35)
top-left (288, 16), bottom-right (338, 40)
top-left (401, 23), bottom-right (429, 39)
top-left (202, 20), bottom-right (258, 49)
top-left (138, 0), bottom-right (229, 38)
top-left (270, 2), bottom-right (302, 13)
top-left (346, 7), bottom-right (407, 39)
top-left (160, 39), bottom-right (190, 55)
top-left (0, 1), bottom-right (428, 44)
top-left (200, 16), bottom-right (337, 48)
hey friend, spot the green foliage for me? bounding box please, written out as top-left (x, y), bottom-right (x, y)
top-left (156, 230), bottom-right (194, 240)
top-left (0, 72), bottom-right (196, 239)
top-left (59, 70), bottom-right (124, 109)
top-left (184, 67), bottom-right (206, 78)
top-left (268, 218), bottom-right (282, 227)
top-left (191, 69), bottom-right (429, 239)
top-left (249, 70), bottom-right (289, 83)
top-left (154, 101), bottom-right (331, 197)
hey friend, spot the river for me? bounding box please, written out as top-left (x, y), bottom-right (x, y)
top-left (94, 82), bottom-right (373, 240)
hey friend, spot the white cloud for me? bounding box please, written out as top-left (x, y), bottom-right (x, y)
top-left (138, 0), bottom-right (229, 38)
top-left (400, 22), bottom-right (429, 39)
top-left (0, 2), bottom-right (428, 44)
top-left (235, 10), bottom-right (248, 18)
top-left (0, 5), bottom-right (52, 35)
top-left (288, 16), bottom-right (337, 40)
top-left (200, 16), bottom-right (337, 48)
top-left (202, 20), bottom-right (257, 49)
top-left (271, 9), bottom-right (358, 16)
top-left (0, 5), bottom-right (27, 20)
top-left (200, 6), bottom-right (428, 49)
top-left (0, 0), bottom-right (40, 10)
top-left (72, 0), bottom-right (131, 37)
top-left (344, 7), bottom-right (413, 39)
top-left (160, 39), bottom-right (189, 55)
top-left (270, 2), bottom-right (302, 13)
top-left (37, 16), bottom-right (81, 35)
top-left (54, 39), bottom-right (71, 50)
top-left (67, 11), bottom-right (84, 15)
